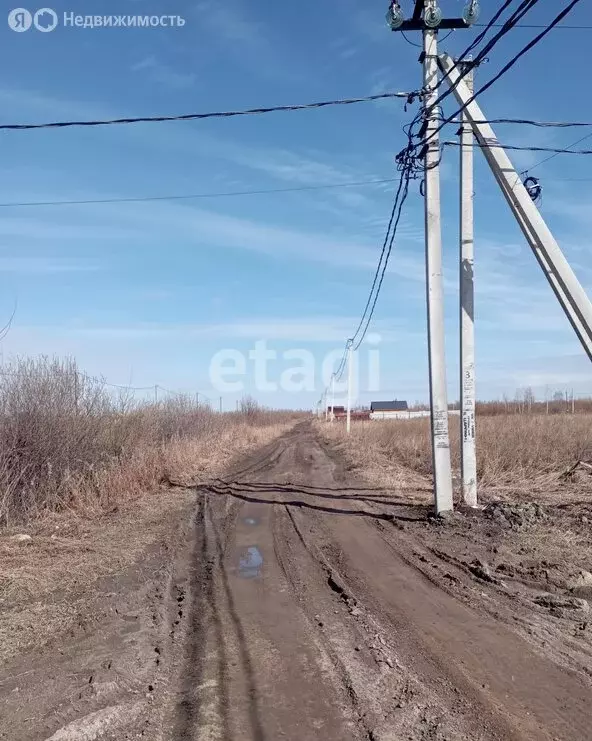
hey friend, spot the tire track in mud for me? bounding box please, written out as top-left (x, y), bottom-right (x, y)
top-left (162, 422), bottom-right (592, 741)
top-left (165, 428), bottom-right (359, 741)
top-left (275, 501), bottom-right (500, 741)
top-left (272, 503), bottom-right (468, 741)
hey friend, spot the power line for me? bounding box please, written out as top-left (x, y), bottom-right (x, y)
top-left (0, 365), bottom-right (214, 400)
top-left (401, 28), bottom-right (453, 47)
top-left (422, 0), bottom-right (582, 151)
top-left (354, 169), bottom-right (412, 351)
top-left (475, 22), bottom-right (592, 29)
top-left (421, 0), bottom-right (537, 128)
top-left (399, 0), bottom-right (540, 170)
top-left (327, 141), bottom-right (415, 389)
top-left (526, 130), bottom-right (592, 171)
top-left (444, 140), bottom-right (592, 155)
top-left (417, 0), bottom-right (540, 143)
top-left (333, 340), bottom-right (352, 383)
top-left (0, 177), bottom-right (398, 209)
top-left (348, 173), bottom-right (408, 349)
top-left (0, 91), bottom-right (413, 132)
top-left (472, 118), bottom-right (592, 128)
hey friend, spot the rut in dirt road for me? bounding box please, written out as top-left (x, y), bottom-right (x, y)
top-left (166, 422), bottom-right (592, 741)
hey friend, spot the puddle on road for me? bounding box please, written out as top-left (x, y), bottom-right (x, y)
top-left (238, 546), bottom-right (263, 579)
top-left (243, 517), bottom-right (259, 526)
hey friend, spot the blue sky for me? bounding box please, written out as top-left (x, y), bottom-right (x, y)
top-left (0, 0), bottom-right (591, 409)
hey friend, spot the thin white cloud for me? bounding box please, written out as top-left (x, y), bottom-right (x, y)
top-left (194, 0), bottom-right (264, 46)
top-left (131, 56), bottom-right (196, 89)
top-left (0, 257), bottom-right (100, 273)
top-left (4, 316), bottom-right (415, 344)
top-left (8, 197), bottom-right (425, 280)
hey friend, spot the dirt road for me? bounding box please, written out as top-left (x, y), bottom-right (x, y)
top-left (2, 421), bottom-right (592, 740)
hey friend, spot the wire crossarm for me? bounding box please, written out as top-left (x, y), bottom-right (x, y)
top-left (386, 0), bottom-right (476, 31)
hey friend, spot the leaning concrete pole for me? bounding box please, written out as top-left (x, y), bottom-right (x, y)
top-left (439, 53), bottom-right (592, 361)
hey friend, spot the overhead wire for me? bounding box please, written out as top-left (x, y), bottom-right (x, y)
top-left (443, 140), bottom-right (592, 156)
top-left (0, 91), bottom-right (414, 132)
top-left (348, 172), bottom-right (408, 349)
top-left (411, 0), bottom-right (541, 152)
top-left (475, 22), bottom-right (591, 29)
top-left (353, 171), bottom-right (411, 351)
top-left (416, 0), bottom-right (537, 130)
top-left (469, 118), bottom-right (592, 128)
top-left (329, 121), bottom-right (421, 385)
top-left (0, 177), bottom-right (398, 209)
top-left (421, 0), bottom-right (583, 152)
top-left (526, 130), bottom-right (592, 171)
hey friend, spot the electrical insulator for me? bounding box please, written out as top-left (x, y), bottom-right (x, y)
top-left (386, 1), bottom-right (404, 30)
top-left (424, 2), bottom-right (442, 28)
top-left (462, 0), bottom-right (480, 25)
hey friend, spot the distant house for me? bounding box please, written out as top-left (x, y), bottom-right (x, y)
top-left (370, 400), bottom-right (408, 412)
top-left (326, 405), bottom-right (371, 422)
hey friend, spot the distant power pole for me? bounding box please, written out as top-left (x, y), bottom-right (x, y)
top-left (346, 343), bottom-right (354, 434)
top-left (154, 385), bottom-right (158, 404)
top-left (545, 385), bottom-right (549, 415)
top-left (330, 374), bottom-right (336, 423)
top-left (219, 396), bottom-right (223, 414)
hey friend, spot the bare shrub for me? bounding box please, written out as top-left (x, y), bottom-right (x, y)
top-left (0, 356), bottom-right (297, 525)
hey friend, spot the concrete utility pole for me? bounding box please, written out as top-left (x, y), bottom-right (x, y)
top-left (387, 0), bottom-right (475, 514)
top-left (219, 396), bottom-right (223, 414)
top-left (346, 343), bottom-right (354, 434)
top-left (439, 53), bottom-right (592, 362)
top-left (423, 28), bottom-right (454, 513)
top-left (459, 61), bottom-right (477, 507)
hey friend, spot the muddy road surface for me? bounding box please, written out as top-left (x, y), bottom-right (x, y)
top-left (2, 422), bottom-right (592, 740)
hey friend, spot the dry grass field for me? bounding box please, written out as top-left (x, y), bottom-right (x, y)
top-left (321, 412), bottom-right (592, 499)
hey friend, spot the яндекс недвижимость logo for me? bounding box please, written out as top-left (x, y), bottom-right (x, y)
top-left (8, 9), bottom-right (186, 31)
top-left (8, 7), bottom-right (58, 31)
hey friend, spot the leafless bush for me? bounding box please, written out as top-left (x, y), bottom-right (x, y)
top-left (0, 357), bottom-right (295, 525)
